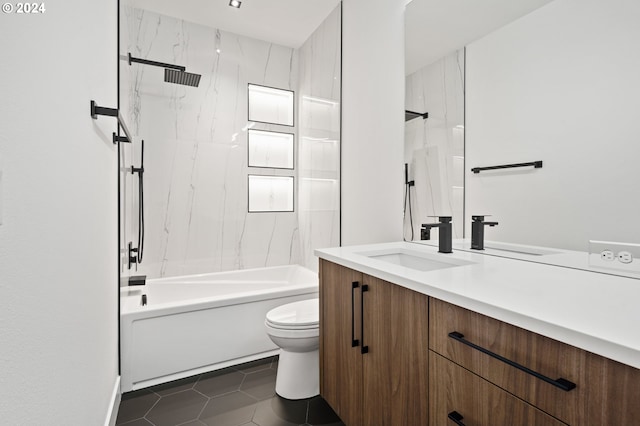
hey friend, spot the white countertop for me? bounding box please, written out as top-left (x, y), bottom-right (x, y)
top-left (315, 241), bottom-right (640, 370)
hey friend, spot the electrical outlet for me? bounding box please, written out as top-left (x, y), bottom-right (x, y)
top-left (601, 250), bottom-right (615, 261)
top-left (618, 251), bottom-right (633, 264)
top-left (589, 240), bottom-right (640, 274)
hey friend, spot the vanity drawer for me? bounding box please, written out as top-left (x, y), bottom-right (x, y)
top-left (429, 351), bottom-right (565, 426)
top-left (429, 298), bottom-right (640, 425)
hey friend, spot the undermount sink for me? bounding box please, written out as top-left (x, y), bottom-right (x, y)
top-left (483, 242), bottom-right (561, 256)
top-left (358, 248), bottom-right (474, 272)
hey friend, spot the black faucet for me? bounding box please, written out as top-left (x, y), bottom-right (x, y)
top-left (471, 215), bottom-right (499, 250)
top-left (421, 216), bottom-right (453, 253)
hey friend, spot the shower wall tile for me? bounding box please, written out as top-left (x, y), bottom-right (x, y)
top-left (122, 8), bottom-right (301, 278)
top-left (298, 5), bottom-right (342, 272)
top-left (405, 50), bottom-right (465, 241)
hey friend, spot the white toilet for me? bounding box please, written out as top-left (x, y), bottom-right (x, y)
top-left (264, 298), bottom-right (319, 400)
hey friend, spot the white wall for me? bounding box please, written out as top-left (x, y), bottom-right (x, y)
top-left (341, 0), bottom-right (405, 245)
top-left (466, 0), bottom-right (640, 251)
top-left (0, 1), bottom-right (119, 424)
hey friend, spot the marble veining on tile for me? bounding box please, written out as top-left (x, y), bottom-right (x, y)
top-left (120, 5), bottom-right (341, 278)
top-left (405, 49), bottom-right (465, 242)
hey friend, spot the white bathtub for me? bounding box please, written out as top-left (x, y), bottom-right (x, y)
top-left (120, 265), bottom-right (318, 392)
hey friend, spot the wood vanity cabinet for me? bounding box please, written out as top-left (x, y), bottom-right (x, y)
top-left (319, 259), bottom-right (429, 426)
top-left (430, 297), bottom-right (640, 425)
top-left (319, 260), bottom-right (640, 425)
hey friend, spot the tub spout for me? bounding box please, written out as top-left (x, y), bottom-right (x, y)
top-left (129, 275), bottom-right (146, 286)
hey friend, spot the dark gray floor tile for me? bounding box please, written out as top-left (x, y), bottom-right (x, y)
top-left (199, 390), bottom-right (258, 426)
top-left (117, 419), bottom-right (154, 426)
top-left (195, 369), bottom-right (245, 397)
top-left (252, 396), bottom-right (308, 426)
top-left (240, 368), bottom-right (277, 400)
top-left (146, 390), bottom-right (208, 426)
top-left (116, 390), bottom-right (160, 424)
top-left (306, 396), bottom-right (342, 425)
top-left (149, 374), bottom-right (199, 396)
top-left (234, 357), bottom-right (275, 373)
top-left (176, 420), bottom-right (207, 426)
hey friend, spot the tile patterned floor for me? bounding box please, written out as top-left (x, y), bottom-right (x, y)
top-left (116, 356), bottom-right (345, 426)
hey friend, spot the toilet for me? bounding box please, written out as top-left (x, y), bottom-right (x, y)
top-left (265, 298), bottom-right (319, 400)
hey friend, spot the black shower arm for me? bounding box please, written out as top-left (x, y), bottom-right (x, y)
top-left (128, 53), bottom-right (186, 72)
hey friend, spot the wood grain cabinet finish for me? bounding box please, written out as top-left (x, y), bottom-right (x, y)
top-left (430, 351), bottom-right (565, 426)
top-left (319, 260), bottom-right (429, 426)
top-left (430, 298), bottom-right (640, 425)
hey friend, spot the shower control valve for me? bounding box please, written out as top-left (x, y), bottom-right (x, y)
top-left (128, 242), bottom-right (138, 269)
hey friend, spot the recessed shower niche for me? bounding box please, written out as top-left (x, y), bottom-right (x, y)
top-left (248, 84), bottom-right (295, 127)
top-left (248, 129), bottom-right (294, 169)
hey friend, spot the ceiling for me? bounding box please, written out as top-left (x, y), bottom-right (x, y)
top-left (130, 0), bottom-right (341, 48)
top-left (405, 0), bottom-right (555, 75)
top-left (130, 0), bottom-right (555, 75)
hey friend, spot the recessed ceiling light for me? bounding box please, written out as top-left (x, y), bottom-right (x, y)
top-left (229, 0), bottom-right (241, 8)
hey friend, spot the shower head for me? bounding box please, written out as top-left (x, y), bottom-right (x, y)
top-left (164, 68), bottom-right (202, 87)
top-left (127, 53), bottom-right (201, 87)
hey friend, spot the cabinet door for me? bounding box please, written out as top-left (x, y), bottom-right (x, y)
top-left (430, 351), bottom-right (565, 426)
top-left (319, 259), bottom-right (363, 426)
top-left (430, 298), bottom-right (640, 425)
top-left (362, 275), bottom-right (429, 426)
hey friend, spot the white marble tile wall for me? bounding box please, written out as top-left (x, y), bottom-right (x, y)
top-left (120, 6), bottom-right (341, 278)
top-left (298, 6), bottom-right (342, 272)
top-left (404, 50), bottom-right (465, 242)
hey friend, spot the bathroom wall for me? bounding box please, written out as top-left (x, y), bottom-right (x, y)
top-left (0, 1), bottom-right (119, 424)
top-left (466, 0), bottom-right (640, 250)
top-left (341, 0), bottom-right (405, 245)
top-left (298, 6), bottom-right (342, 270)
top-left (121, 6), bottom-right (341, 278)
top-left (405, 50), bottom-right (465, 241)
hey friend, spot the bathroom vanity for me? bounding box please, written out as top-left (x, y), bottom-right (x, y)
top-left (316, 242), bottom-right (640, 426)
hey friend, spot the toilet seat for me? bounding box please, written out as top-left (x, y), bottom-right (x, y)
top-left (265, 298), bottom-right (319, 330)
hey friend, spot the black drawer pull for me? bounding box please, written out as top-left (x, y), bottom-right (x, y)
top-left (351, 282), bottom-right (359, 347)
top-left (448, 411), bottom-right (466, 426)
top-left (448, 331), bottom-right (576, 392)
top-left (361, 284), bottom-right (369, 354)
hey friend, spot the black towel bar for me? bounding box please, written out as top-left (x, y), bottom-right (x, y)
top-left (471, 161), bottom-right (542, 174)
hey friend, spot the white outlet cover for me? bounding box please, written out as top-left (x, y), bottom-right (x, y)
top-left (618, 251), bottom-right (633, 264)
top-left (589, 240), bottom-right (640, 274)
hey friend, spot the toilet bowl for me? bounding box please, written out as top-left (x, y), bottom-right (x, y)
top-left (265, 298), bottom-right (319, 400)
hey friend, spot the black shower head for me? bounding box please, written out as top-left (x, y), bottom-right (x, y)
top-left (164, 68), bottom-right (201, 87)
top-left (127, 53), bottom-right (201, 87)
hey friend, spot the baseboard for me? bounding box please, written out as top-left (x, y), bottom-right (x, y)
top-left (104, 376), bottom-right (121, 426)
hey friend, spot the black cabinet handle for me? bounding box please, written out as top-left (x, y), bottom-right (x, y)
top-left (448, 331), bottom-right (576, 392)
top-left (351, 282), bottom-right (359, 347)
top-left (361, 284), bottom-right (369, 354)
top-left (448, 411), bottom-right (466, 426)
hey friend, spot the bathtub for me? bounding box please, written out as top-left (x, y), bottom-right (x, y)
top-left (120, 265), bottom-right (318, 392)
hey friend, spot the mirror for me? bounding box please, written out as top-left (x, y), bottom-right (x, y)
top-left (405, 0), bottom-right (640, 260)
